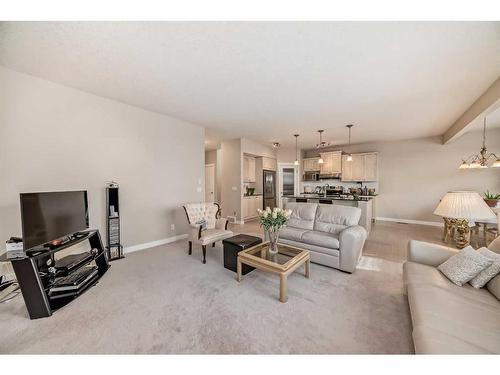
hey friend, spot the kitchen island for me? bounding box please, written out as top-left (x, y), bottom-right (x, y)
top-left (282, 194), bottom-right (375, 233)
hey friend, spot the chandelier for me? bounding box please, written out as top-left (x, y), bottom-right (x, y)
top-left (459, 118), bottom-right (500, 169)
top-left (315, 130), bottom-right (327, 164)
top-left (315, 129), bottom-right (334, 149)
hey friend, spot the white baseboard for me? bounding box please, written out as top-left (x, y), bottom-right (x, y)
top-left (124, 234), bottom-right (188, 254)
top-left (227, 216), bottom-right (245, 225)
top-left (376, 217), bottom-right (444, 227)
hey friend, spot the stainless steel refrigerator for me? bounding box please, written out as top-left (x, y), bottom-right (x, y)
top-left (263, 170), bottom-right (276, 209)
top-left (282, 168), bottom-right (295, 197)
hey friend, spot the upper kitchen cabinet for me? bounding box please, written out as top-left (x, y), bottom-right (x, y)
top-left (341, 152), bottom-right (378, 182)
top-left (303, 157), bottom-right (320, 172)
top-left (363, 153), bottom-right (378, 181)
top-left (243, 155), bottom-right (256, 182)
top-left (261, 156), bottom-right (277, 171)
top-left (319, 151), bottom-right (342, 175)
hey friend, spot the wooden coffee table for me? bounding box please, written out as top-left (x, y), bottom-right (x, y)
top-left (236, 241), bottom-right (310, 303)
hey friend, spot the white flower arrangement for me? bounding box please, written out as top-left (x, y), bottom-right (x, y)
top-left (257, 206), bottom-right (292, 232)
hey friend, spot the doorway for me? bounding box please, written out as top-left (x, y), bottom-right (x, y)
top-left (205, 164), bottom-right (215, 202)
top-left (277, 163), bottom-right (299, 208)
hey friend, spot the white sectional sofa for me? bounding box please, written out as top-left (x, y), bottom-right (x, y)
top-left (279, 202), bottom-right (367, 273)
top-left (404, 238), bottom-right (500, 354)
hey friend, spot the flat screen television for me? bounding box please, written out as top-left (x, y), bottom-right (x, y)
top-left (20, 190), bottom-right (89, 251)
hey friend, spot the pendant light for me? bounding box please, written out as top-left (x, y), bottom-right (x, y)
top-left (345, 124), bottom-right (354, 162)
top-left (294, 134), bottom-right (300, 166)
top-left (317, 130), bottom-right (324, 164)
top-left (459, 117), bottom-right (500, 169)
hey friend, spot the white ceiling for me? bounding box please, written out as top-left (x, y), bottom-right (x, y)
top-left (1, 22), bottom-right (499, 149)
top-left (467, 105), bottom-right (500, 133)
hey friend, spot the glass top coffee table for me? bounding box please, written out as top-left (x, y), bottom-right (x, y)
top-left (236, 241), bottom-right (310, 303)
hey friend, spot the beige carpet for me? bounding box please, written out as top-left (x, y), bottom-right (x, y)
top-left (0, 231), bottom-right (415, 354)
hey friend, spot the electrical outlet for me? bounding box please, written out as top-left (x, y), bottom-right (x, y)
top-left (170, 224), bottom-right (175, 231)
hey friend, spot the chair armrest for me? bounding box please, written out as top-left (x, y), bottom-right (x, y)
top-left (339, 225), bottom-right (367, 273)
top-left (215, 217), bottom-right (229, 230)
top-left (407, 240), bottom-right (459, 267)
top-left (188, 223), bottom-right (203, 240)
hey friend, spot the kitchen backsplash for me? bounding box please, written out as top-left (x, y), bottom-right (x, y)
top-left (300, 180), bottom-right (379, 194)
top-left (243, 182), bottom-right (261, 194)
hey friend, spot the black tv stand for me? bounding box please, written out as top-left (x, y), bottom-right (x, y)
top-left (72, 231), bottom-right (88, 239)
top-left (0, 230), bottom-right (109, 319)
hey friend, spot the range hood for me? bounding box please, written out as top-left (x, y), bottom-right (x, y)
top-left (319, 173), bottom-right (341, 180)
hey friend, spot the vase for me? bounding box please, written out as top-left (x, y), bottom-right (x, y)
top-left (267, 229), bottom-right (279, 255)
top-left (484, 199), bottom-right (499, 208)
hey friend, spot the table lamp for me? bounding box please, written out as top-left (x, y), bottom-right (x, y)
top-left (434, 191), bottom-right (496, 248)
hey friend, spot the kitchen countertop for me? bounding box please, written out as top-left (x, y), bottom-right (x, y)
top-left (243, 194), bottom-right (263, 197)
top-left (284, 194), bottom-right (374, 202)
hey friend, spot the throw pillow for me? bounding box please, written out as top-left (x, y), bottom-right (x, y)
top-left (469, 247), bottom-right (500, 288)
top-left (195, 219), bottom-right (208, 231)
top-left (437, 246), bottom-right (493, 286)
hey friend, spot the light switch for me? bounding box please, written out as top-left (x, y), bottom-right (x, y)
top-left (231, 186), bottom-right (237, 191)
top-left (196, 187), bottom-right (202, 193)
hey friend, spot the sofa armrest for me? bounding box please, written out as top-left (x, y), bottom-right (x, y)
top-left (407, 240), bottom-right (459, 267)
top-left (215, 217), bottom-right (229, 230)
top-left (488, 236), bottom-right (500, 253)
top-left (339, 225), bottom-right (367, 273)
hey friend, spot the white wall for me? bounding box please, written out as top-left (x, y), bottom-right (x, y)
top-left (241, 138), bottom-right (276, 159)
top-left (216, 149), bottom-right (222, 204)
top-left (0, 66), bottom-right (205, 265)
top-left (205, 149), bottom-right (221, 203)
top-left (300, 131), bottom-right (500, 223)
top-left (219, 138), bottom-right (277, 221)
top-left (276, 146), bottom-right (299, 164)
top-left (220, 139), bottom-right (242, 219)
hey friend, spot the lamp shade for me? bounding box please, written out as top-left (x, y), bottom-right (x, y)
top-left (433, 191), bottom-right (496, 220)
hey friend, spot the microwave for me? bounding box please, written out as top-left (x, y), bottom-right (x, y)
top-left (303, 171), bottom-right (320, 181)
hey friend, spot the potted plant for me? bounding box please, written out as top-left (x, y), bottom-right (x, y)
top-left (257, 207), bottom-right (292, 254)
top-left (484, 191), bottom-right (500, 207)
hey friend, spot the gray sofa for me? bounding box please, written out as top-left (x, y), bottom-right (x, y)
top-left (404, 238), bottom-right (500, 354)
top-left (279, 202), bottom-right (367, 273)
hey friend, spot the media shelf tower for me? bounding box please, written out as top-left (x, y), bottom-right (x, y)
top-left (106, 183), bottom-right (124, 261)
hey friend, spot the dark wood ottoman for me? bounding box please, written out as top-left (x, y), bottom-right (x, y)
top-left (222, 234), bottom-right (262, 275)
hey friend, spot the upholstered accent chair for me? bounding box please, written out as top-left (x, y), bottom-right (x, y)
top-left (183, 202), bottom-right (233, 264)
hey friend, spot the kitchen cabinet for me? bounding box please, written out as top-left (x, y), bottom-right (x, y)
top-left (262, 157), bottom-right (277, 171)
top-left (242, 197), bottom-right (249, 219)
top-left (303, 157), bottom-right (320, 172)
top-left (243, 156), bottom-right (256, 182)
top-left (341, 152), bottom-right (378, 182)
top-left (242, 195), bottom-right (263, 219)
top-left (351, 154), bottom-right (365, 181)
top-left (319, 151), bottom-right (342, 175)
top-left (342, 156), bottom-right (353, 180)
top-left (356, 199), bottom-right (373, 233)
top-left (364, 153), bottom-right (378, 181)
